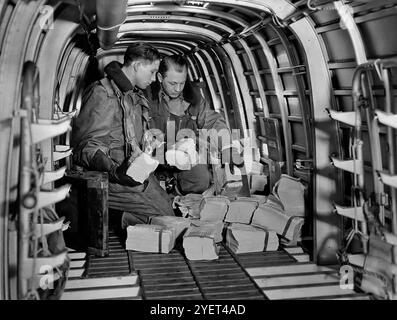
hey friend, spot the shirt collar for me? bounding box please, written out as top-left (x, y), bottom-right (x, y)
top-left (159, 88), bottom-right (190, 116)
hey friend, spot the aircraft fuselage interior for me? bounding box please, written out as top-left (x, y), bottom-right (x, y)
top-left (1, 0), bottom-right (397, 301)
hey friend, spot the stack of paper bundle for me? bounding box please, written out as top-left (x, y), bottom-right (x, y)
top-left (199, 196), bottom-right (230, 222)
top-left (221, 181), bottom-right (243, 199)
top-left (220, 165), bottom-right (243, 198)
top-left (165, 138), bottom-right (199, 170)
top-left (173, 193), bottom-right (203, 219)
top-left (225, 223), bottom-right (279, 253)
top-left (251, 203), bottom-right (304, 243)
top-left (126, 152), bottom-right (159, 183)
top-left (248, 162), bottom-right (267, 194)
top-left (250, 175), bottom-right (268, 193)
top-left (125, 224), bottom-right (176, 254)
top-left (224, 198), bottom-right (258, 224)
top-left (273, 174), bottom-right (306, 217)
top-left (149, 215), bottom-right (191, 239)
top-left (183, 221), bottom-right (224, 260)
top-left (251, 194), bottom-right (268, 204)
top-left (189, 220), bottom-right (224, 243)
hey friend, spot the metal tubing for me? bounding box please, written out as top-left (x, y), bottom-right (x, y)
top-left (18, 61), bottom-right (39, 299)
top-left (213, 47), bottom-right (244, 133)
top-left (383, 68), bottom-right (397, 234)
top-left (352, 63), bottom-right (374, 109)
top-left (379, 57), bottom-right (397, 70)
top-left (362, 73), bottom-right (385, 224)
top-left (96, 0), bottom-right (128, 50)
top-left (351, 65), bottom-right (374, 252)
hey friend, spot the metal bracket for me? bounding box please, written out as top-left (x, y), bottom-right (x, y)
top-left (374, 193), bottom-right (390, 207)
top-left (13, 109), bottom-right (29, 118)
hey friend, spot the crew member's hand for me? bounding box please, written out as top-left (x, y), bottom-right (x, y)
top-left (109, 158), bottom-right (144, 187)
top-left (90, 150), bottom-right (142, 187)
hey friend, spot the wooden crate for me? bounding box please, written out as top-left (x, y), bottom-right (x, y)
top-left (56, 170), bottom-right (109, 256)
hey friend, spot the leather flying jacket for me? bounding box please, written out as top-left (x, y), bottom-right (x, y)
top-left (145, 81), bottom-right (229, 153)
top-left (71, 61), bottom-right (150, 170)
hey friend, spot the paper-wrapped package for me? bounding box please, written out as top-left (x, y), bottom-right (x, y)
top-left (149, 215), bottom-right (191, 239)
top-left (251, 203), bottom-right (304, 242)
top-left (189, 220), bottom-right (224, 243)
top-left (251, 194), bottom-right (268, 205)
top-left (225, 223), bottom-right (279, 253)
top-left (224, 198), bottom-right (259, 224)
top-left (165, 138), bottom-right (199, 170)
top-left (183, 222), bottom-right (223, 260)
top-left (199, 196), bottom-right (230, 222)
top-left (250, 175), bottom-right (268, 193)
top-left (220, 165), bottom-right (243, 198)
top-left (126, 152), bottom-right (159, 183)
top-left (273, 174), bottom-right (306, 217)
top-left (125, 224), bottom-right (176, 253)
top-left (173, 193), bottom-right (204, 219)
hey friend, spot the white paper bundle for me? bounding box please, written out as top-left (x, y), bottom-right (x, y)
top-left (220, 181), bottom-right (243, 199)
top-left (183, 222), bottom-right (222, 260)
top-left (224, 198), bottom-right (258, 224)
top-left (189, 220), bottom-right (224, 243)
top-left (264, 194), bottom-right (284, 211)
top-left (273, 174), bottom-right (306, 217)
top-left (225, 223), bottom-right (279, 253)
top-left (251, 194), bottom-right (268, 204)
top-left (125, 224), bottom-right (176, 253)
top-left (149, 215), bottom-right (191, 239)
top-left (126, 152), bottom-right (159, 183)
top-left (251, 204), bottom-right (304, 242)
top-left (250, 175), bottom-right (268, 193)
top-left (247, 161), bottom-right (264, 176)
top-left (199, 196), bottom-right (230, 222)
top-left (165, 138), bottom-right (199, 170)
top-left (173, 193), bottom-right (204, 219)
top-left (220, 165), bottom-right (243, 198)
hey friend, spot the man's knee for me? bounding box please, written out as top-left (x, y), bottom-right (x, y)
top-left (121, 212), bottom-right (150, 228)
top-left (177, 164), bottom-right (212, 194)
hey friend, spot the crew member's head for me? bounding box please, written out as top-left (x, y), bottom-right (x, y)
top-left (122, 43), bottom-right (161, 90)
top-left (157, 55), bottom-right (188, 99)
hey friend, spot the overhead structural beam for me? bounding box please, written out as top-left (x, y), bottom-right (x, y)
top-left (128, 0), bottom-right (296, 20)
top-left (98, 39), bottom-right (202, 81)
top-left (126, 4), bottom-right (249, 28)
top-left (119, 23), bottom-right (223, 41)
top-left (125, 14), bottom-right (235, 36)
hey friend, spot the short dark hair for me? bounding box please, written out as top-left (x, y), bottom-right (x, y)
top-left (124, 43), bottom-right (161, 66)
top-left (158, 54), bottom-right (188, 77)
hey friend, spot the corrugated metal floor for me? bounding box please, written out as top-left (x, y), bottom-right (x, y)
top-left (63, 229), bottom-right (371, 300)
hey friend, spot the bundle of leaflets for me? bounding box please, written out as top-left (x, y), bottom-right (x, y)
top-left (173, 193), bottom-right (204, 219)
top-left (125, 224), bottom-right (176, 254)
top-left (183, 221), bottom-right (224, 260)
top-left (149, 215), bottom-right (191, 239)
top-left (126, 152), bottom-right (159, 183)
top-left (225, 223), bottom-right (279, 253)
top-left (251, 203), bottom-right (304, 242)
top-left (165, 138), bottom-right (199, 171)
top-left (199, 196), bottom-right (230, 222)
top-left (224, 198), bottom-right (259, 224)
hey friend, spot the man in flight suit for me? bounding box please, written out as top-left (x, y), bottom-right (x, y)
top-left (145, 54), bottom-right (240, 195)
top-left (71, 43), bottom-right (175, 228)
